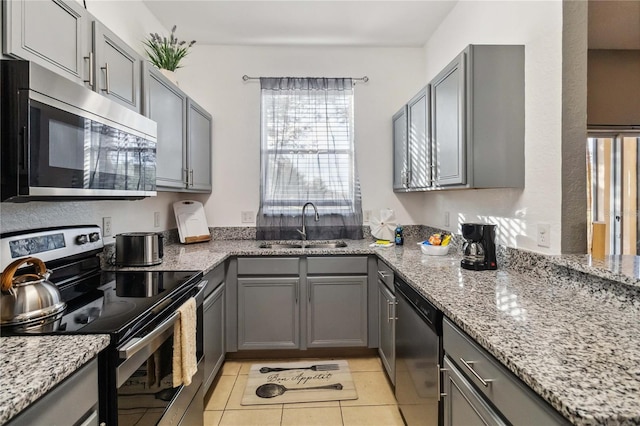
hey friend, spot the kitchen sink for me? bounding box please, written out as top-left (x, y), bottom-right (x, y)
top-left (258, 241), bottom-right (348, 249)
top-left (258, 243), bottom-right (304, 249)
top-left (304, 242), bottom-right (348, 249)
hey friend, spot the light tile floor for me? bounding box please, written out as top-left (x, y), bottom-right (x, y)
top-left (203, 356), bottom-right (404, 426)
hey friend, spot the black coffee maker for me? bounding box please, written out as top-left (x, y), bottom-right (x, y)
top-left (461, 223), bottom-right (497, 271)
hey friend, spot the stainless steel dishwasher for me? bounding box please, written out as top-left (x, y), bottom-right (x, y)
top-left (395, 277), bottom-right (443, 426)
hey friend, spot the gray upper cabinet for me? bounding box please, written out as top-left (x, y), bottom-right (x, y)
top-left (431, 54), bottom-right (466, 187)
top-left (143, 62), bottom-right (188, 189)
top-left (393, 87), bottom-right (431, 192)
top-left (237, 277), bottom-right (300, 350)
top-left (430, 45), bottom-right (525, 189)
top-left (142, 62), bottom-right (212, 192)
top-left (307, 275), bottom-right (368, 348)
top-left (392, 106), bottom-right (408, 190)
top-left (92, 21), bottom-right (141, 112)
top-left (3, 0), bottom-right (89, 84)
top-left (187, 98), bottom-right (213, 192)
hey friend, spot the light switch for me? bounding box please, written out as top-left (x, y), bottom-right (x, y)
top-left (241, 211), bottom-right (254, 223)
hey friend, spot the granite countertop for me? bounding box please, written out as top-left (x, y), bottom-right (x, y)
top-left (110, 238), bottom-right (640, 425)
top-left (0, 334), bottom-right (110, 425)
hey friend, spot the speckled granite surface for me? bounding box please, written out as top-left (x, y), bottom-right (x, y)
top-left (0, 334), bottom-right (110, 425)
top-left (10, 224), bottom-right (632, 425)
top-left (96, 237), bottom-right (640, 425)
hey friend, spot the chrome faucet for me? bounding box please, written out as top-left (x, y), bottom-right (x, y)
top-left (297, 202), bottom-right (320, 240)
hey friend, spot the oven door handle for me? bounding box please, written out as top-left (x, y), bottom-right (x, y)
top-left (118, 311), bottom-right (180, 359)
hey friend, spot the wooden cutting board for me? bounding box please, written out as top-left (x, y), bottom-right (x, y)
top-left (173, 200), bottom-right (211, 244)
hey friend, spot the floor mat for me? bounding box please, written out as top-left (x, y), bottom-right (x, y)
top-left (241, 360), bottom-right (358, 405)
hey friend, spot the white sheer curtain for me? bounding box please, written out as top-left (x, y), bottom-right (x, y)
top-left (256, 77), bottom-right (363, 240)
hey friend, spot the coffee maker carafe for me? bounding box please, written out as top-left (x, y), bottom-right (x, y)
top-left (461, 223), bottom-right (497, 271)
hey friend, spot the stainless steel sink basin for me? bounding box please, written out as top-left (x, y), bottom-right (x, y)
top-left (258, 241), bottom-right (347, 249)
top-left (259, 243), bottom-right (303, 249)
top-left (304, 242), bottom-right (348, 249)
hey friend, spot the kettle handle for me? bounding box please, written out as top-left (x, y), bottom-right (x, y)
top-left (1, 257), bottom-right (47, 292)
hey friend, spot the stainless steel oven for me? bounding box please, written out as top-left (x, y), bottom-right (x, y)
top-left (114, 279), bottom-right (206, 426)
top-left (0, 226), bottom-right (205, 426)
top-left (0, 60), bottom-right (157, 202)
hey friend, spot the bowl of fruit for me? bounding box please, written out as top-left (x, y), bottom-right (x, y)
top-left (418, 233), bottom-right (451, 256)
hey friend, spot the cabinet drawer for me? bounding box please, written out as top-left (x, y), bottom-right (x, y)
top-left (443, 318), bottom-right (566, 425)
top-left (237, 257), bottom-right (298, 275)
top-left (203, 264), bottom-right (225, 298)
top-left (376, 259), bottom-right (394, 292)
top-left (307, 256), bottom-right (368, 274)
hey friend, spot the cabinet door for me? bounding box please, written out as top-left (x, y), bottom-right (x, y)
top-left (442, 356), bottom-right (507, 426)
top-left (407, 87), bottom-right (430, 189)
top-left (307, 276), bottom-right (368, 348)
top-left (392, 106), bottom-right (408, 191)
top-left (203, 283), bottom-right (225, 393)
top-left (431, 52), bottom-right (466, 187)
top-left (92, 21), bottom-right (141, 112)
top-left (237, 277), bottom-right (299, 350)
top-left (143, 62), bottom-right (187, 189)
top-left (186, 98), bottom-right (212, 192)
top-left (3, 0), bottom-right (89, 85)
top-left (378, 280), bottom-right (396, 384)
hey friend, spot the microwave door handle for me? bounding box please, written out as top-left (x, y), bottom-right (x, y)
top-left (118, 310), bottom-right (179, 359)
top-left (101, 62), bottom-right (110, 94)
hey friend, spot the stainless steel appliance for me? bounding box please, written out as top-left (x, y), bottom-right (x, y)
top-left (395, 277), bottom-right (442, 426)
top-left (0, 226), bottom-right (205, 426)
top-left (0, 60), bottom-right (157, 202)
top-left (115, 232), bottom-right (164, 266)
top-left (460, 223), bottom-right (497, 271)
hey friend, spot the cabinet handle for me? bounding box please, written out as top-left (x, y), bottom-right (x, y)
top-left (406, 169), bottom-right (412, 186)
top-left (295, 280), bottom-right (299, 303)
top-left (387, 300), bottom-right (393, 322)
top-left (101, 62), bottom-right (110, 94)
top-left (189, 169), bottom-right (194, 187)
top-left (459, 358), bottom-right (492, 387)
top-left (84, 52), bottom-right (94, 89)
top-left (184, 168), bottom-right (190, 185)
top-left (377, 270), bottom-right (391, 281)
top-left (437, 363), bottom-right (442, 401)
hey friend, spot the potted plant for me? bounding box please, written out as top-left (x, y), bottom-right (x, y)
top-left (144, 25), bottom-right (195, 84)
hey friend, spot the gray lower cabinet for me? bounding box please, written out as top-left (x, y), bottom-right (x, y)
top-left (8, 359), bottom-right (99, 426)
top-left (3, 0), bottom-right (89, 84)
top-left (430, 44), bottom-right (525, 189)
top-left (237, 276), bottom-right (300, 350)
top-left (443, 318), bottom-right (568, 425)
top-left (307, 275), bottom-right (368, 348)
top-left (203, 278), bottom-right (225, 393)
top-left (442, 356), bottom-right (506, 426)
top-left (377, 279), bottom-right (396, 384)
top-left (92, 20), bottom-right (142, 112)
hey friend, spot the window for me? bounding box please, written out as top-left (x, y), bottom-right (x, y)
top-left (256, 77), bottom-right (362, 240)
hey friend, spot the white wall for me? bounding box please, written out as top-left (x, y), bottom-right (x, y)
top-left (0, 1), bottom-right (196, 243)
top-left (421, 1), bottom-right (564, 253)
top-left (177, 45), bottom-right (427, 227)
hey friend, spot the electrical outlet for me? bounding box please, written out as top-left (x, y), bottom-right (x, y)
top-left (537, 223), bottom-right (550, 247)
top-left (154, 212), bottom-right (160, 228)
top-left (444, 211), bottom-right (450, 227)
top-left (102, 217), bottom-right (112, 237)
top-left (363, 210), bottom-right (372, 223)
top-left (241, 211), bottom-right (254, 223)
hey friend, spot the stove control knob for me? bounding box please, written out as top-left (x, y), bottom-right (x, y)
top-left (89, 232), bottom-right (100, 242)
top-left (75, 234), bottom-right (89, 245)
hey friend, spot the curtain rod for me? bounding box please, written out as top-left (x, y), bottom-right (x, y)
top-left (242, 75), bottom-right (369, 83)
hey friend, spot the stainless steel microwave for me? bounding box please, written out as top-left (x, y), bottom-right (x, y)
top-left (0, 60), bottom-right (157, 202)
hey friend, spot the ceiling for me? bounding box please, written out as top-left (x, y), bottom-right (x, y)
top-left (142, 1), bottom-right (458, 47)
top-left (588, 0), bottom-right (640, 49)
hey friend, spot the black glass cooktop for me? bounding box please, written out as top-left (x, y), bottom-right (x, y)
top-left (18, 270), bottom-right (201, 341)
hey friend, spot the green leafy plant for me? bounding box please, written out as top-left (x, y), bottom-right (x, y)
top-left (143, 25), bottom-right (196, 71)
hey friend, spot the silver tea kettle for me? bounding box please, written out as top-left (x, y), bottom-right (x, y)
top-left (1, 257), bottom-right (66, 330)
